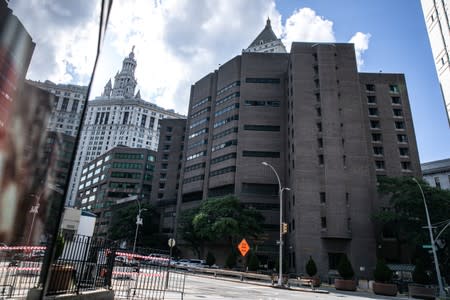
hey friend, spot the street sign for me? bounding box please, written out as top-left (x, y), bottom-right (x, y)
top-left (238, 238), bottom-right (250, 257)
top-left (116, 195), bottom-right (138, 204)
top-left (168, 238), bottom-right (176, 248)
top-left (422, 245), bottom-right (433, 249)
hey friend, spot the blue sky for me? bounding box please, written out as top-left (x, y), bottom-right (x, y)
top-left (276, 0), bottom-right (449, 163)
top-left (12, 0), bottom-right (449, 163)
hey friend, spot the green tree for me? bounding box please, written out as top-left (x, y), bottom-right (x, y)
top-left (179, 196), bottom-right (264, 256)
top-left (375, 176), bottom-right (450, 281)
top-left (177, 207), bottom-right (204, 258)
top-left (192, 196), bottom-right (264, 244)
top-left (306, 256), bottom-right (318, 277)
top-left (337, 254), bottom-right (354, 280)
top-left (109, 203), bottom-right (162, 249)
top-left (373, 259), bottom-right (392, 283)
top-left (225, 252), bottom-right (237, 269)
top-left (412, 259), bottom-right (431, 285)
top-left (206, 251), bottom-right (216, 266)
top-left (247, 252), bottom-right (260, 271)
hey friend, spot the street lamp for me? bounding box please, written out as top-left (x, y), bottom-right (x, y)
top-left (412, 177), bottom-right (445, 298)
top-left (27, 194), bottom-right (41, 245)
top-left (132, 198), bottom-right (147, 254)
top-left (262, 161), bottom-right (290, 287)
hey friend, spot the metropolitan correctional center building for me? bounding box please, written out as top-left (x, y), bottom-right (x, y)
top-left (74, 19), bottom-right (421, 280)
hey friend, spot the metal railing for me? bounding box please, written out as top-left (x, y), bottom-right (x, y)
top-left (46, 232), bottom-right (112, 295)
top-left (111, 250), bottom-right (186, 299)
top-left (0, 245), bottom-right (45, 298)
top-left (0, 235), bottom-right (187, 299)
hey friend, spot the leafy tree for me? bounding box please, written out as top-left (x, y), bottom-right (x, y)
top-left (247, 252), bottom-right (260, 271)
top-left (109, 203), bottom-right (162, 249)
top-left (193, 196), bottom-right (264, 241)
top-left (54, 234), bottom-right (65, 260)
top-left (375, 176), bottom-right (450, 281)
top-left (337, 254), bottom-right (354, 280)
top-left (306, 256), bottom-right (318, 277)
top-left (373, 259), bottom-right (393, 283)
top-left (412, 259), bottom-right (431, 285)
top-left (206, 251), bottom-right (216, 266)
top-left (225, 252), bottom-right (237, 269)
top-left (179, 196), bottom-right (264, 255)
top-left (177, 207), bottom-right (204, 258)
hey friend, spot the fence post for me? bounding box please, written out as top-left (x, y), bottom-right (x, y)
top-left (104, 248), bottom-right (115, 289)
top-left (76, 236), bottom-right (91, 294)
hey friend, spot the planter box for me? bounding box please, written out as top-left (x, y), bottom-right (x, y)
top-left (373, 282), bottom-right (398, 296)
top-left (335, 279), bottom-right (357, 291)
top-left (408, 284), bottom-right (436, 300)
top-left (47, 264), bottom-right (76, 294)
top-left (300, 276), bottom-right (321, 287)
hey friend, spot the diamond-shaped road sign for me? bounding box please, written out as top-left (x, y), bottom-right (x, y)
top-left (238, 238), bottom-right (250, 257)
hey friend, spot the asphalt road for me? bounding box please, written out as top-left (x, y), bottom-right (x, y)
top-left (163, 274), bottom-right (409, 300)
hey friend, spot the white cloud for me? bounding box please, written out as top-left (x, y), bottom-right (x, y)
top-left (92, 0), bottom-right (280, 114)
top-left (10, 1), bottom-right (370, 115)
top-left (9, 0), bottom-right (99, 85)
top-left (282, 8), bottom-right (336, 51)
top-left (348, 32), bottom-right (371, 68)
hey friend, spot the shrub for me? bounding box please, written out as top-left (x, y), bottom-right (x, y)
top-left (373, 259), bottom-right (393, 283)
top-left (206, 251), bottom-right (216, 266)
top-left (247, 253), bottom-right (259, 271)
top-left (412, 260), bottom-right (431, 285)
top-left (306, 256), bottom-right (318, 277)
top-left (225, 252), bottom-right (236, 269)
top-left (337, 254), bottom-right (354, 280)
top-left (54, 234), bottom-right (65, 260)
top-left (275, 258), bottom-right (288, 272)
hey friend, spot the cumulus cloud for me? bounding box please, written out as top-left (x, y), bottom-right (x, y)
top-left (348, 32), bottom-right (371, 68)
top-left (282, 8), bottom-right (335, 51)
top-left (94, 0), bottom-right (280, 114)
top-left (9, 1), bottom-right (371, 114)
top-left (8, 0), bottom-right (99, 85)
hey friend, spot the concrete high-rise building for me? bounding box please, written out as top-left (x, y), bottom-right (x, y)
top-left (420, 0), bottom-right (450, 125)
top-left (26, 80), bottom-right (88, 137)
top-left (66, 48), bottom-right (184, 206)
top-left (178, 21), bottom-right (421, 279)
top-left (76, 146), bottom-right (156, 238)
top-left (150, 118), bottom-right (186, 235)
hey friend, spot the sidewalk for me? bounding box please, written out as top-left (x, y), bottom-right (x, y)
top-left (187, 272), bottom-right (408, 299)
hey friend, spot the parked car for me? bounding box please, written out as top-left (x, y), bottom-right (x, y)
top-left (30, 250), bottom-right (46, 260)
top-left (115, 256), bottom-right (128, 265)
top-left (187, 259), bottom-right (206, 268)
top-left (175, 259), bottom-right (191, 269)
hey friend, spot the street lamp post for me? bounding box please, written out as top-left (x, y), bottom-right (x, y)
top-left (412, 177), bottom-right (445, 298)
top-left (27, 194), bottom-right (41, 245)
top-left (262, 161), bottom-right (290, 287)
top-left (132, 199), bottom-right (147, 254)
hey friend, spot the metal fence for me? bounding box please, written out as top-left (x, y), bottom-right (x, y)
top-left (0, 245), bottom-right (45, 298)
top-left (46, 232), bottom-right (112, 295)
top-left (111, 250), bottom-right (186, 299)
top-left (0, 235), bottom-right (186, 299)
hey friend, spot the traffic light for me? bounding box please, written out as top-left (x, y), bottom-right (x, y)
top-left (282, 222), bottom-right (288, 234)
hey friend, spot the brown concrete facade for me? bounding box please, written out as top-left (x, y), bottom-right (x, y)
top-left (286, 43), bottom-right (377, 280)
top-left (151, 118), bottom-right (186, 235)
top-left (177, 42), bottom-right (421, 280)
